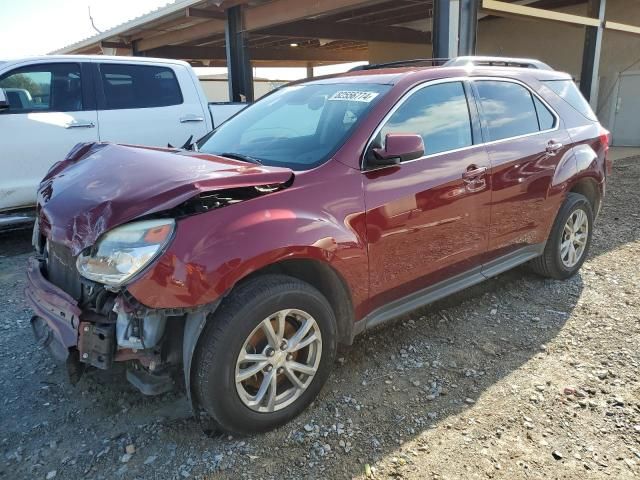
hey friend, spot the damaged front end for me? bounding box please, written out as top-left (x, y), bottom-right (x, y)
top-left (26, 245), bottom-right (191, 395)
top-left (25, 141), bottom-right (293, 397)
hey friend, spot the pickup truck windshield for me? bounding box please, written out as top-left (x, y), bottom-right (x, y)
top-left (198, 83), bottom-right (390, 170)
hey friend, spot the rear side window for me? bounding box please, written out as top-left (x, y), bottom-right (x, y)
top-left (99, 64), bottom-right (182, 109)
top-left (380, 81), bottom-right (473, 156)
top-left (476, 80), bottom-right (540, 141)
top-left (544, 79), bottom-right (597, 121)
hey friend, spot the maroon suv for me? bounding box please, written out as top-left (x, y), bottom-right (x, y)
top-left (26, 57), bottom-right (611, 434)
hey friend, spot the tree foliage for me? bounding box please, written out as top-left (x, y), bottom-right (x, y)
top-left (0, 74), bottom-right (43, 95)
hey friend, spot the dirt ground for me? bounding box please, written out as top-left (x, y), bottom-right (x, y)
top-left (1, 158), bottom-right (638, 480)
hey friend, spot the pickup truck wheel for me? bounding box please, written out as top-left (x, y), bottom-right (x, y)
top-left (530, 192), bottom-right (594, 280)
top-left (192, 274), bottom-right (337, 434)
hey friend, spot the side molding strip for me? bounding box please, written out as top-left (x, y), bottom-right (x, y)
top-left (359, 243), bottom-right (545, 333)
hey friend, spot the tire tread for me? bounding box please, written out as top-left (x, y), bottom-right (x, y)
top-left (192, 274), bottom-right (336, 434)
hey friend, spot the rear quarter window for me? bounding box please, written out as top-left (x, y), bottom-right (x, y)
top-left (543, 79), bottom-right (597, 122)
top-left (99, 64), bottom-right (183, 110)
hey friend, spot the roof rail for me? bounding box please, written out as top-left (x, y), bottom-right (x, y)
top-left (444, 56), bottom-right (554, 70)
top-left (349, 58), bottom-right (450, 71)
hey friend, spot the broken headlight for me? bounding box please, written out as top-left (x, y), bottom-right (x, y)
top-left (76, 219), bottom-right (175, 287)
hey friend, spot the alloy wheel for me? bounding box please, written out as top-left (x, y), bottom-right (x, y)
top-left (560, 208), bottom-right (589, 268)
top-left (235, 309), bottom-right (322, 413)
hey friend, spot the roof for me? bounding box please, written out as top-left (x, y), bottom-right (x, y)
top-left (50, 0), bottom-right (588, 68)
top-left (48, 0), bottom-right (431, 66)
top-left (304, 63), bottom-right (572, 86)
top-left (52, 0), bottom-right (205, 55)
top-left (1, 55), bottom-right (191, 67)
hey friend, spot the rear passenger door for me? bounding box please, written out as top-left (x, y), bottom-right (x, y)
top-left (94, 62), bottom-right (209, 147)
top-left (472, 79), bottom-right (572, 262)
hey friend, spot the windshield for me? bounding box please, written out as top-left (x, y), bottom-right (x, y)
top-left (198, 82), bottom-right (391, 170)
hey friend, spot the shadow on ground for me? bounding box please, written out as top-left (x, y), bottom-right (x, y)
top-left (0, 157), bottom-right (637, 479)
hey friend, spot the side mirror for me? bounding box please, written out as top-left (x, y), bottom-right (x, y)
top-left (0, 88), bottom-right (8, 112)
top-left (367, 133), bottom-right (424, 168)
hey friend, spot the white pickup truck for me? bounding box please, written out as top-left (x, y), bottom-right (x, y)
top-left (0, 55), bottom-right (247, 228)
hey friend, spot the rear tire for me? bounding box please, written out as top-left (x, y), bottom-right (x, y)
top-left (530, 192), bottom-right (594, 280)
top-left (192, 274), bottom-right (337, 434)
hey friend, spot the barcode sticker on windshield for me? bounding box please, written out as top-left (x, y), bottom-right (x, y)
top-left (328, 91), bottom-right (379, 103)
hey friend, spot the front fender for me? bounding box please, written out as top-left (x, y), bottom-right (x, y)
top-left (126, 190), bottom-right (368, 312)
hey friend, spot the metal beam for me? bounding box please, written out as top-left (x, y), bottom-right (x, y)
top-left (132, 40), bottom-right (143, 57)
top-left (137, 19), bottom-right (225, 52)
top-left (605, 20), bottom-right (640, 36)
top-left (458, 0), bottom-right (479, 55)
top-left (433, 0), bottom-right (459, 59)
top-left (146, 45), bottom-right (368, 62)
top-left (100, 41), bottom-right (131, 49)
top-left (244, 0), bottom-right (387, 32)
top-left (225, 6), bottom-right (254, 103)
top-left (580, 0), bottom-right (606, 105)
top-left (256, 19), bottom-right (430, 44)
top-left (186, 7), bottom-right (226, 20)
top-left (138, 0), bottom-right (385, 53)
top-left (480, 0), bottom-right (600, 26)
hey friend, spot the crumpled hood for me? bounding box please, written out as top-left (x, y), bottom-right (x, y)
top-left (38, 142), bottom-right (293, 255)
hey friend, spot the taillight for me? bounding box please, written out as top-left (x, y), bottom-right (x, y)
top-left (599, 127), bottom-right (612, 175)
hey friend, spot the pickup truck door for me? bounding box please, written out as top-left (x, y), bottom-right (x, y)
top-left (0, 62), bottom-right (98, 211)
top-left (93, 62), bottom-right (210, 148)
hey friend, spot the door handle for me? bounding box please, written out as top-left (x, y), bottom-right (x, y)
top-left (180, 115), bottom-right (205, 123)
top-left (65, 120), bottom-right (95, 129)
top-left (462, 166), bottom-right (487, 180)
top-left (462, 165), bottom-right (487, 192)
top-left (546, 141), bottom-right (563, 155)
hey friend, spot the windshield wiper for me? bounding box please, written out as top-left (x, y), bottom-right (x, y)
top-left (220, 152), bottom-right (263, 165)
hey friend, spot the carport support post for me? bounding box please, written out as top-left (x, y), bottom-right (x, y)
top-left (580, 0), bottom-right (606, 106)
top-left (433, 0), bottom-right (460, 60)
top-left (225, 5), bottom-right (254, 103)
top-left (458, 0), bottom-right (479, 56)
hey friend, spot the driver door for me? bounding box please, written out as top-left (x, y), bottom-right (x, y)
top-left (363, 80), bottom-right (491, 311)
top-left (0, 62), bottom-right (98, 211)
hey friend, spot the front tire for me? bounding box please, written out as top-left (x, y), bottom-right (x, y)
top-left (530, 192), bottom-right (594, 279)
top-left (192, 274), bottom-right (337, 434)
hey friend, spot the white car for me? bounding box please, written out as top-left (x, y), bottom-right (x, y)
top-left (0, 55), bottom-right (246, 228)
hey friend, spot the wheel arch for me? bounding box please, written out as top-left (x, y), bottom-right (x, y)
top-left (182, 257), bottom-right (355, 433)
top-left (567, 176), bottom-right (602, 216)
top-left (236, 257), bottom-right (356, 346)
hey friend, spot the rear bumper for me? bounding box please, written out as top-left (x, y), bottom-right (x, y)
top-left (25, 257), bottom-right (81, 348)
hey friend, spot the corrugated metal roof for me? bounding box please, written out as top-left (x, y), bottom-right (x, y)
top-left (51, 0), bottom-right (207, 54)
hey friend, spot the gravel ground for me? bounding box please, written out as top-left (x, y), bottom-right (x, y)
top-left (1, 158), bottom-right (639, 480)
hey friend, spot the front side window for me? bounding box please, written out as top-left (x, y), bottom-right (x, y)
top-left (198, 83), bottom-right (390, 170)
top-left (380, 81), bottom-right (473, 157)
top-left (0, 63), bottom-right (82, 113)
top-left (476, 80), bottom-right (540, 141)
top-left (99, 64), bottom-right (183, 109)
